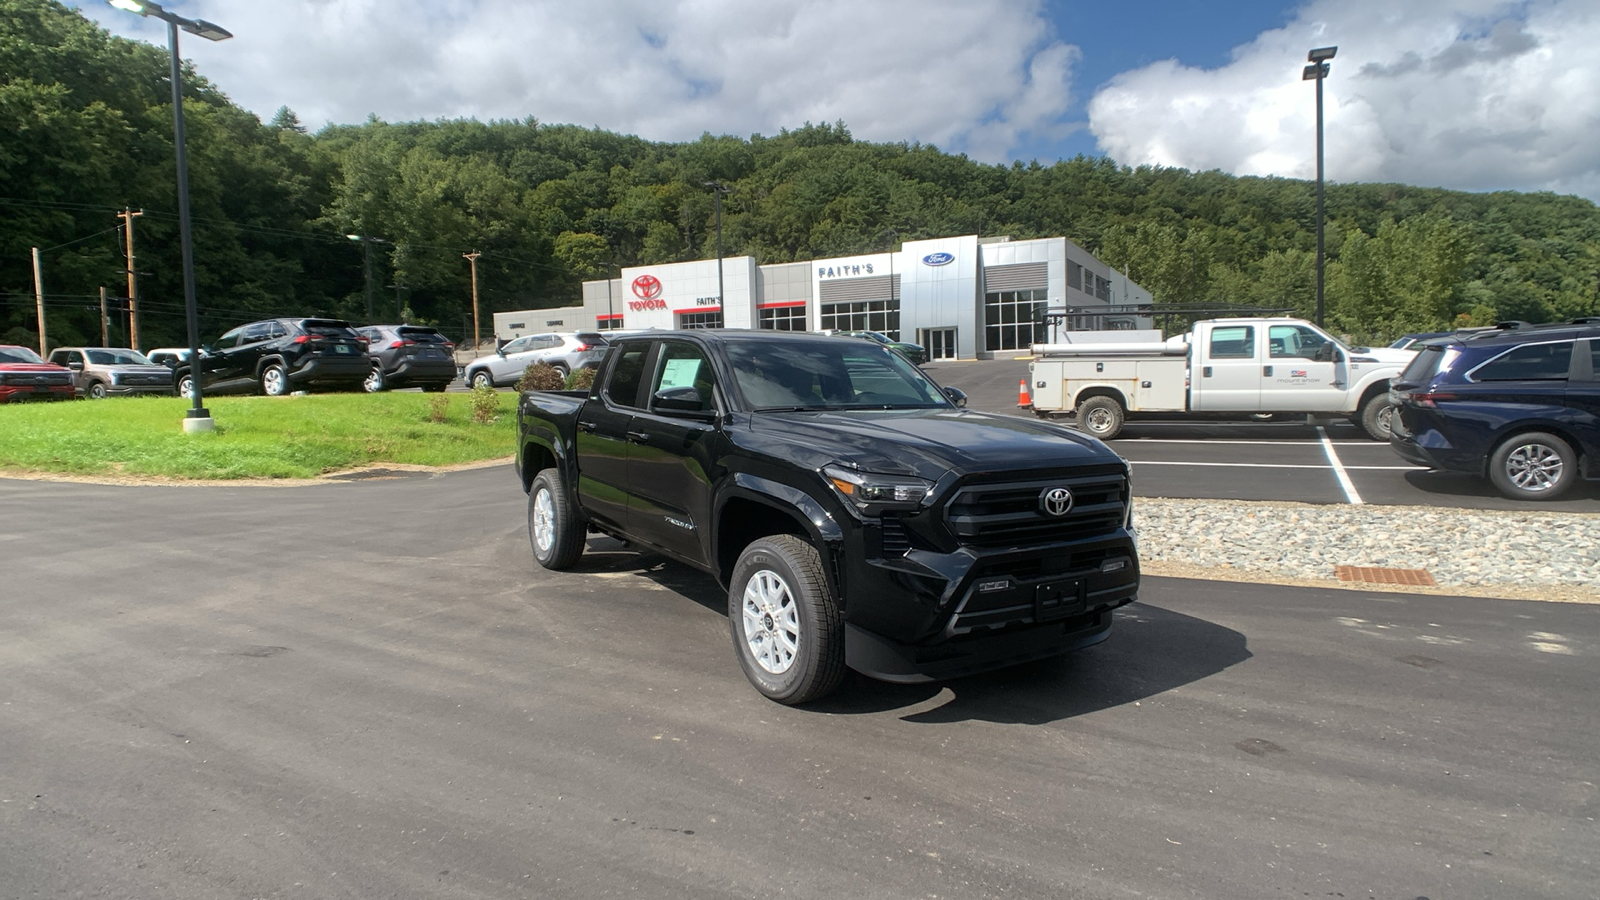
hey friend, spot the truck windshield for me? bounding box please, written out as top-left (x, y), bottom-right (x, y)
top-left (726, 341), bottom-right (949, 411)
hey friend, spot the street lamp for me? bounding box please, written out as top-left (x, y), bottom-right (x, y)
top-left (108, 0), bottom-right (231, 433)
top-left (1303, 45), bottom-right (1336, 328)
top-left (703, 181), bottom-right (730, 312)
top-left (346, 234), bottom-right (385, 322)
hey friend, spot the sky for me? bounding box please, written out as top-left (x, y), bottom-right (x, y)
top-left (75, 0), bottom-right (1600, 202)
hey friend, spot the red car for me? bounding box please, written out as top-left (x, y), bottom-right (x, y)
top-left (0, 345), bottom-right (77, 403)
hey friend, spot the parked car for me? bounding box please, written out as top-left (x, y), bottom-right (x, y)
top-left (145, 347), bottom-right (192, 368)
top-left (175, 317), bottom-right (371, 397)
top-left (1389, 318), bottom-right (1600, 500)
top-left (47, 347), bottom-right (174, 398)
top-left (828, 329), bottom-right (927, 365)
top-left (0, 345), bottom-right (76, 403)
top-left (463, 332), bottom-right (607, 389)
top-left (1389, 332), bottom-right (1449, 350)
top-left (355, 324), bottom-right (456, 392)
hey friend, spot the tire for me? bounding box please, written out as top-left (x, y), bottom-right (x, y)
top-left (87, 381), bottom-right (108, 400)
top-left (469, 370), bottom-right (495, 391)
top-left (422, 382), bottom-right (449, 393)
top-left (528, 468), bottom-right (586, 569)
top-left (1356, 393), bottom-right (1395, 441)
top-left (551, 362), bottom-right (570, 378)
top-left (177, 374), bottom-right (195, 399)
top-left (728, 535), bottom-right (846, 705)
top-left (1488, 432), bottom-right (1576, 501)
top-left (363, 365), bottom-right (386, 393)
top-left (1076, 396), bottom-right (1126, 440)
top-left (260, 363), bottom-right (288, 396)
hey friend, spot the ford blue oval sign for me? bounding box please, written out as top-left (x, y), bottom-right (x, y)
top-left (922, 252), bottom-right (955, 266)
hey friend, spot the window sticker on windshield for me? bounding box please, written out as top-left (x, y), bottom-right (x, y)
top-left (660, 357), bottom-right (702, 389)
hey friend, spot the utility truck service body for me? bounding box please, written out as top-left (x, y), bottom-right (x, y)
top-left (1026, 317), bottom-right (1416, 440)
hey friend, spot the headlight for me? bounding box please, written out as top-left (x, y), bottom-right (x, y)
top-left (822, 464), bottom-right (933, 517)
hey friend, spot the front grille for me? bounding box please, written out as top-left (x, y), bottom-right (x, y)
top-left (944, 471), bottom-right (1127, 548)
top-left (879, 515), bottom-right (911, 557)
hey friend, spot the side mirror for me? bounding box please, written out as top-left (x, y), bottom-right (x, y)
top-left (652, 386), bottom-right (716, 419)
top-left (943, 386), bottom-right (968, 408)
top-left (67, 361), bottom-right (83, 371)
top-left (495, 347), bottom-right (507, 357)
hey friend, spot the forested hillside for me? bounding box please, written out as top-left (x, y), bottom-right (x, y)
top-left (4, 0), bottom-right (1597, 350)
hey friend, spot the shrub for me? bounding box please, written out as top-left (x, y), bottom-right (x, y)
top-left (469, 383), bottom-right (500, 424)
top-left (426, 392), bottom-right (450, 423)
top-left (515, 363), bottom-right (566, 393)
top-left (564, 366), bottom-right (596, 391)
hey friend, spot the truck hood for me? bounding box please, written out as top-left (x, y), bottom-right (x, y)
top-left (1347, 346), bottom-right (1415, 367)
top-left (0, 363), bottom-right (69, 374)
top-left (743, 408), bottom-right (1124, 479)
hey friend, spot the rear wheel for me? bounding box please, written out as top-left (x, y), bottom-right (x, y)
top-left (260, 364), bottom-right (288, 396)
top-left (528, 468), bottom-right (585, 569)
top-left (1076, 396), bottom-right (1126, 440)
top-left (551, 362), bottom-right (570, 379)
top-left (363, 365), bottom-right (386, 393)
top-left (87, 381), bottom-right (108, 400)
top-left (728, 535), bottom-right (845, 705)
top-left (1489, 432), bottom-right (1576, 500)
top-left (1356, 393), bottom-right (1395, 441)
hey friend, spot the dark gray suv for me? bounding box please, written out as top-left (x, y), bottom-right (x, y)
top-left (356, 324), bottom-right (457, 392)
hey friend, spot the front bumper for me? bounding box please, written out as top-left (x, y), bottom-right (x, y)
top-left (837, 532), bottom-right (1140, 682)
top-left (0, 384), bottom-right (75, 403)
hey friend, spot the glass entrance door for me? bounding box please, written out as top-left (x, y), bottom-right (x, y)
top-left (921, 328), bottom-right (957, 360)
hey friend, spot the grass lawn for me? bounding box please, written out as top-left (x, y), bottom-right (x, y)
top-left (0, 391), bottom-right (517, 480)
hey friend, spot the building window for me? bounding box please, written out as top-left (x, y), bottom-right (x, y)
top-left (1094, 275), bottom-right (1110, 301)
top-left (984, 289), bottom-right (1048, 351)
top-left (758, 306), bottom-right (807, 331)
top-left (1067, 262), bottom-right (1083, 291)
top-left (678, 311), bottom-right (723, 329)
top-left (819, 300), bottom-right (899, 339)
top-left (595, 316), bottom-right (624, 331)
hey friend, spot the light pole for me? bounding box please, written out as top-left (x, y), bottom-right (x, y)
top-left (346, 234), bottom-right (385, 322)
top-left (703, 181), bottom-right (729, 311)
top-left (109, 0), bottom-right (231, 432)
top-left (1303, 45), bottom-right (1337, 328)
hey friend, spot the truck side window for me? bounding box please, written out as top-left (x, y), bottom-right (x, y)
top-left (605, 344), bottom-right (650, 408)
top-left (1209, 326), bottom-right (1255, 359)
top-left (653, 342), bottom-right (716, 411)
top-left (1269, 324), bottom-right (1325, 359)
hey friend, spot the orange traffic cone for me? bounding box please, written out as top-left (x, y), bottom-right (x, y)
top-left (1017, 378), bottom-right (1032, 408)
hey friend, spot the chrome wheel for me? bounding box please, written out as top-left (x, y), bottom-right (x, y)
top-left (178, 375), bottom-right (195, 399)
top-left (470, 371), bottom-right (493, 390)
top-left (87, 382), bottom-right (107, 399)
top-left (741, 569), bottom-right (800, 675)
top-left (363, 366), bottom-right (385, 392)
top-left (531, 486), bottom-right (555, 556)
top-left (1504, 442), bottom-right (1565, 493)
top-left (261, 365), bottom-right (287, 396)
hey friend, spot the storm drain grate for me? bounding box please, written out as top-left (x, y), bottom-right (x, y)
top-left (1335, 565), bottom-right (1436, 586)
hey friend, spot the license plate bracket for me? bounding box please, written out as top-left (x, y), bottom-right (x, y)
top-left (1034, 578), bottom-right (1086, 622)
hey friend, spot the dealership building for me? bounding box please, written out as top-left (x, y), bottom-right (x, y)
top-left (492, 233), bottom-right (1151, 360)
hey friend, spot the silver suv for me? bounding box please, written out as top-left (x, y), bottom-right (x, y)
top-left (47, 347), bottom-right (174, 398)
top-left (463, 332), bottom-right (607, 389)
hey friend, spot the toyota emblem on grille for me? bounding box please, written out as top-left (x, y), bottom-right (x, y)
top-left (1040, 487), bottom-right (1074, 517)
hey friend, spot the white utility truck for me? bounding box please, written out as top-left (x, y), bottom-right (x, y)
top-left (1025, 317), bottom-right (1417, 441)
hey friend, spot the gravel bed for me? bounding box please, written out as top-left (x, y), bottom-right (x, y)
top-left (1135, 498), bottom-right (1600, 598)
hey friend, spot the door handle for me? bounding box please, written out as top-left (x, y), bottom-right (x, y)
top-left (1263, 365), bottom-right (1273, 377)
top-left (576, 421), bottom-right (595, 433)
top-left (626, 430), bottom-right (650, 444)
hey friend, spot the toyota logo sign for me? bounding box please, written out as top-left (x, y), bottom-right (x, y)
top-left (1039, 487), bottom-right (1074, 517)
top-left (631, 274), bottom-right (662, 300)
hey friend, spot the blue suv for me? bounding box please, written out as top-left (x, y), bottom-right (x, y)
top-left (1389, 319), bottom-right (1600, 500)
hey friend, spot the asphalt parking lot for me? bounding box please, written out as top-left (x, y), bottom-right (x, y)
top-left (2, 469), bottom-right (1596, 899)
top-left (921, 357), bottom-right (1600, 512)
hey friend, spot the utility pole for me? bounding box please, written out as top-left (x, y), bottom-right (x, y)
top-left (463, 250), bottom-right (481, 350)
top-left (32, 247), bottom-right (47, 355)
top-left (119, 208), bottom-right (144, 350)
top-left (100, 286), bottom-right (109, 346)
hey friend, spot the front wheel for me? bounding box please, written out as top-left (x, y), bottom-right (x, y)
top-left (728, 535), bottom-right (845, 705)
top-left (87, 381), bottom-right (108, 400)
top-left (1356, 393), bottom-right (1395, 441)
top-left (260, 363), bottom-right (288, 396)
top-left (177, 374), bottom-right (195, 399)
top-left (469, 370), bottom-right (494, 391)
top-left (1076, 396), bottom-right (1126, 440)
top-left (528, 468), bottom-right (586, 569)
top-left (363, 365), bottom-right (386, 393)
top-left (1489, 432), bottom-right (1576, 500)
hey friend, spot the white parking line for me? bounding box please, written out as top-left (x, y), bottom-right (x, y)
top-left (1318, 426), bottom-right (1363, 505)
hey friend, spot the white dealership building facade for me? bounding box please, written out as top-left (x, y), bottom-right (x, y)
top-left (493, 233), bottom-right (1150, 360)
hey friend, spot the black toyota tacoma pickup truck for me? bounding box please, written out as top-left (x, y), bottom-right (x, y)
top-left (515, 330), bottom-right (1139, 704)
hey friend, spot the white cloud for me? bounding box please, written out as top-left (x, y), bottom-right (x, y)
top-left (1087, 0), bottom-right (1600, 199)
top-left (81, 0), bottom-right (1080, 162)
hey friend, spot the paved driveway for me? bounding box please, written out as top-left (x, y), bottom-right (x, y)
top-left (2, 470), bottom-right (1595, 899)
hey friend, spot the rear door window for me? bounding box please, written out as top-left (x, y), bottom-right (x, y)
top-left (1208, 326), bottom-right (1255, 359)
top-left (604, 343), bottom-right (651, 409)
top-left (1471, 341), bottom-right (1574, 381)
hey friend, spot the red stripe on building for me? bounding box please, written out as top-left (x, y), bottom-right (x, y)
top-left (674, 307), bottom-right (721, 314)
top-left (596, 313), bottom-right (623, 320)
top-left (757, 300), bottom-right (807, 309)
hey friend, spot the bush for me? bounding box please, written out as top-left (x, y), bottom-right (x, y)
top-left (564, 366), bottom-right (596, 391)
top-left (427, 392), bottom-right (450, 423)
top-left (469, 383), bottom-right (501, 424)
top-left (515, 363), bottom-right (566, 393)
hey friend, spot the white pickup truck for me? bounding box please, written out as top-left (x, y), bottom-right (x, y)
top-left (1025, 317), bottom-right (1417, 441)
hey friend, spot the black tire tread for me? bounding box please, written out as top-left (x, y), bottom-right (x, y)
top-left (730, 534), bottom-right (846, 705)
top-left (530, 468), bottom-right (586, 569)
top-left (1076, 395), bottom-right (1125, 440)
